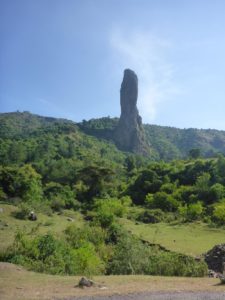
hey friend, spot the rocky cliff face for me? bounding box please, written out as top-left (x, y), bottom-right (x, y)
top-left (114, 69), bottom-right (149, 155)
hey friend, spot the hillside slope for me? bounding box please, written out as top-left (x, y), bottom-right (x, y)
top-left (78, 116), bottom-right (225, 160)
top-left (1, 112), bottom-right (225, 162)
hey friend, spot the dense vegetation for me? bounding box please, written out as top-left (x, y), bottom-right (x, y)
top-left (78, 116), bottom-right (225, 160)
top-left (2, 111), bottom-right (225, 276)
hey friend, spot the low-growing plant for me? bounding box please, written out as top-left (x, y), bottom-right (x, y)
top-left (179, 202), bottom-right (204, 221)
top-left (212, 200), bottom-right (225, 225)
top-left (13, 203), bottom-right (31, 220)
top-left (137, 209), bottom-right (165, 224)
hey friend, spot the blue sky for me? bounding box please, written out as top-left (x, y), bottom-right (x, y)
top-left (1, 0), bottom-right (225, 129)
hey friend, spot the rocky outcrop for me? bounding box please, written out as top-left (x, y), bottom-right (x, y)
top-left (205, 244), bottom-right (225, 273)
top-left (114, 69), bottom-right (149, 155)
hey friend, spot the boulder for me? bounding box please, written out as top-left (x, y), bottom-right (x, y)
top-left (78, 277), bottom-right (94, 288)
top-left (205, 244), bottom-right (225, 273)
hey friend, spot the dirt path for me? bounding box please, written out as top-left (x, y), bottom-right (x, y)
top-left (1, 263), bottom-right (225, 300)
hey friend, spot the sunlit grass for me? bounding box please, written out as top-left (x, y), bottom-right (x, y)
top-left (0, 203), bottom-right (84, 252)
top-left (121, 218), bottom-right (225, 256)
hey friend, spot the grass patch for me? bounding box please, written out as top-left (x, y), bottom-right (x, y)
top-left (0, 203), bottom-right (84, 252)
top-left (121, 219), bottom-right (225, 256)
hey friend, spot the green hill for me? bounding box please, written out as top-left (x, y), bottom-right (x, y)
top-left (2, 112), bottom-right (225, 161)
top-left (78, 116), bottom-right (225, 160)
top-left (1, 111), bottom-right (225, 277)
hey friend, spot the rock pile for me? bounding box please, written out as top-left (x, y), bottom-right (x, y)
top-left (205, 244), bottom-right (225, 273)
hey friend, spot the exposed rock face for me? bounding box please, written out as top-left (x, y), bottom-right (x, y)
top-left (114, 69), bottom-right (149, 155)
top-left (205, 244), bottom-right (225, 273)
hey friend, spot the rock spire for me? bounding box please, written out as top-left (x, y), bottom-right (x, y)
top-left (114, 69), bottom-right (149, 155)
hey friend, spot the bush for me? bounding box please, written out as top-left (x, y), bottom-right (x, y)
top-left (108, 232), bottom-right (207, 277)
top-left (146, 192), bottom-right (179, 212)
top-left (64, 224), bottom-right (106, 249)
top-left (212, 201), bottom-right (225, 225)
top-left (70, 243), bottom-right (105, 276)
top-left (179, 202), bottom-right (203, 221)
top-left (209, 183), bottom-right (224, 202)
top-left (109, 233), bottom-right (150, 274)
top-left (146, 251), bottom-right (207, 277)
top-left (13, 203), bottom-right (31, 220)
top-left (2, 231), bottom-right (105, 275)
top-left (1, 228), bottom-right (207, 277)
top-left (137, 209), bottom-right (165, 224)
top-left (50, 196), bottom-right (65, 212)
top-left (92, 198), bottom-right (126, 228)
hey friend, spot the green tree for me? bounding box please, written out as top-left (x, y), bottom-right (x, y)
top-left (189, 148), bottom-right (201, 159)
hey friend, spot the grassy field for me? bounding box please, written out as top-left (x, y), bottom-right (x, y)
top-left (0, 203), bottom-right (84, 252)
top-left (0, 262), bottom-right (224, 300)
top-left (1, 203), bottom-right (225, 257)
top-left (121, 219), bottom-right (225, 256)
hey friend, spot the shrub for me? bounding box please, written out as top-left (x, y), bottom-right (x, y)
top-left (179, 202), bottom-right (203, 221)
top-left (13, 203), bottom-right (31, 220)
top-left (92, 198), bottom-right (126, 228)
top-left (94, 198), bottom-right (125, 217)
top-left (109, 233), bottom-right (150, 274)
top-left (50, 196), bottom-right (65, 212)
top-left (64, 224), bottom-right (106, 249)
top-left (146, 192), bottom-right (179, 212)
top-left (209, 183), bottom-right (224, 202)
top-left (146, 251), bottom-right (207, 277)
top-left (108, 232), bottom-right (207, 277)
top-left (2, 231), bottom-right (105, 275)
top-left (212, 201), bottom-right (225, 225)
top-left (160, 183), bottom-right (176, 194)
top-left (137, 209), bottom-right (165, 224)
top-left (70, 243), bottom-right (105, 276)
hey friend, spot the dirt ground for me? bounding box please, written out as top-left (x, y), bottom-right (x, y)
top-left (1, 262), bottom-right (225, 300)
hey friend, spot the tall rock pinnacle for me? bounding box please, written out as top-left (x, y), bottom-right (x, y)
top-left (114, 69), bottom-right (149, 155)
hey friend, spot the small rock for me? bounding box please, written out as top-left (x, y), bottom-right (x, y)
top-left (28, 211), bottom-right (37, 221)
top-left (67, 217), bottom-right (74, 222)
top-left (78, 277), bottom-right (95, 288)
top-left (0, 208), bottom-right (3, 213)
top-left (208, 269), bottom-right (219, 278)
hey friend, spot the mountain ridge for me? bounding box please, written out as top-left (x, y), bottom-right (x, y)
top-left (1, 111), bottom-right (225, 160)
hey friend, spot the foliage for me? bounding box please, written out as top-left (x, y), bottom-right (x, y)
top-left (2, 112), bottom-right (225, 277)
top-left (3, 230), bottom-right (105, 276)
top-left (109, 233), bottom-right (207, 276)
top-left (212, 201), bottom-right (225, 225)
top-left (146, 192), bottom-right (179, 212)
top-left (137, 209), bottom-right (166, 224)
top-left (0, 165), bottom-right (43, 203)
top-left (179, 202), bottom-right (204, 221)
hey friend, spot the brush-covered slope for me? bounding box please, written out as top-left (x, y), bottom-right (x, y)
top-left (0, 112), bottom-right (129, 172)
top-left (78, 117), bottom-right (225, 160)
top-left (1, 112), bottom-right (225, 162)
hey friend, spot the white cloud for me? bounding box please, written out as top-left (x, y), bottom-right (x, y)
top-left (109, 28), bottom-right (180, 122)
